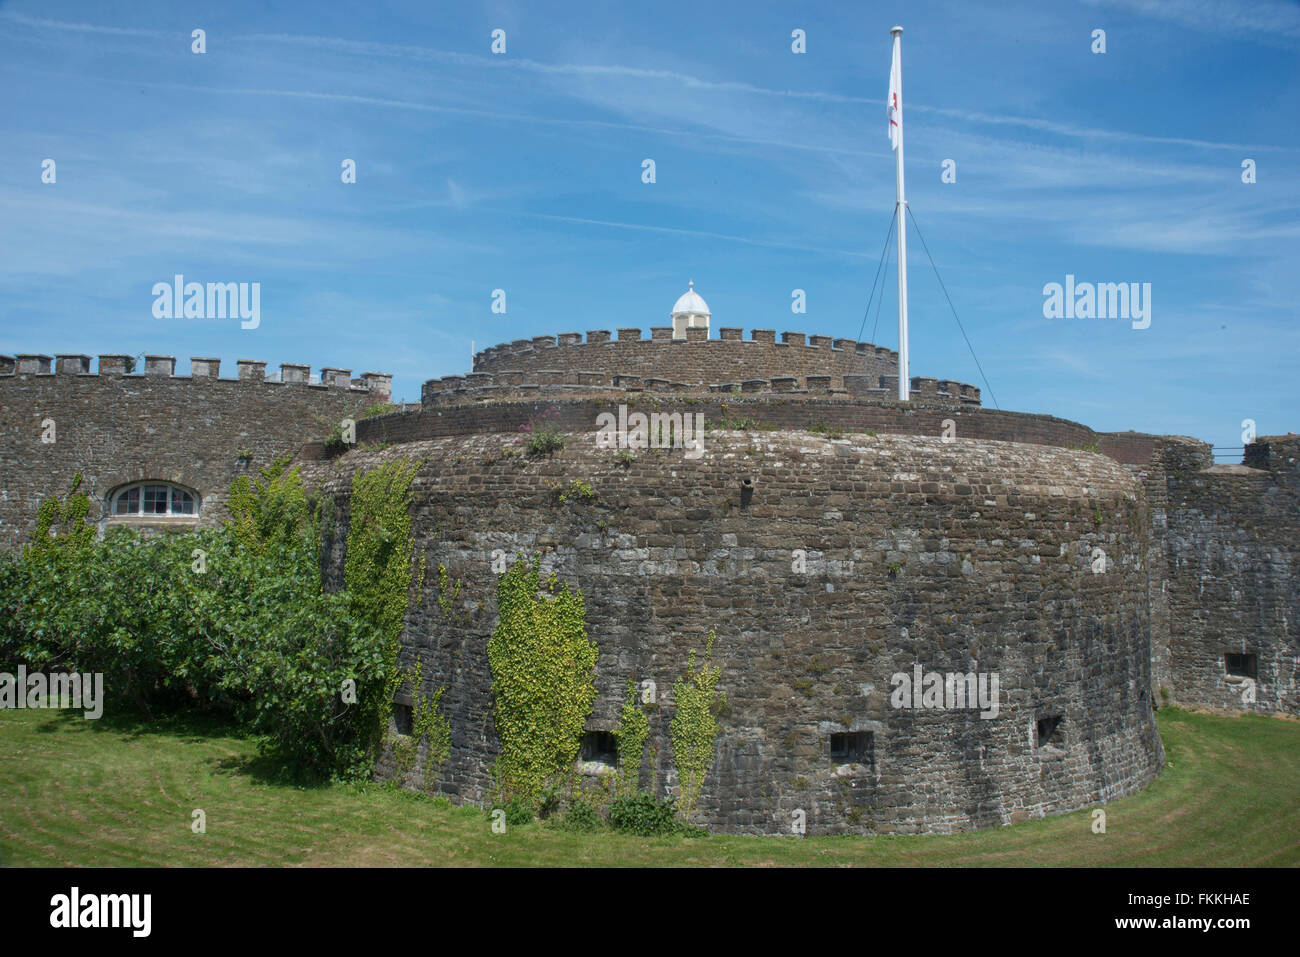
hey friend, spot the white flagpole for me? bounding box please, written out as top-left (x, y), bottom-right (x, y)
top-left (891, 25), bottom-right (910, 401)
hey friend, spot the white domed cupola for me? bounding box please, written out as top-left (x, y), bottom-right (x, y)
top-left (671, 280), bottom-right (710, 339)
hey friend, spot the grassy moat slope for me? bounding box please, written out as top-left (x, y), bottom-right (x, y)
top-left (1, 707), bottom-right (1295, 867)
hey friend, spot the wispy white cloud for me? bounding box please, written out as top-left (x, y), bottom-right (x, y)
top-left (232, 30), bottom-right (1298, 154)
top-left (234, 31), bottom-right (877, 103)
top-left (906, 102), bottom-right (1290, 154)
top-left (0, 12), bottom-right (167, 38)
top-left (1080, 0), bottom-right (1300, 44)
top-left (0, 189), bottom-right (496, 277)
top-left (0, 65), bottom-right (866, 161)
top-left (8, 15), bottom-right (1288, 155)
top-left (502, 211), bottom-right (873, 259)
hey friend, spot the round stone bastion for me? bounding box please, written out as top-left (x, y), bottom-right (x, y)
top-left (310, 428), bottom-right (1165, 836)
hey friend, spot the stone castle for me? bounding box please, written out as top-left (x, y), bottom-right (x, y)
top-left (3, 284), bottom-right (1296, 834)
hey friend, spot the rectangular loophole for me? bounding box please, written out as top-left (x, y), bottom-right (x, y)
top-left (830, 731), bottom-right (873, 768)
top-left (1036, 715), bottom-right (1063, 747)
top-left (580, 731), bottom-right (617, 767)
top-left (392, 703), bottom-right (413, 736)
top-left (1225, 653), bottom-right (1257, 679)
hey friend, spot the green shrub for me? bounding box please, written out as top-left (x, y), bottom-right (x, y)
top-left (0, 459), bottom-right (418, 782)
top-left (563, 799), bottom-right (602, 832)
top-left (322, 428), bottom-right (349, 455)
top-left (809, 421), bottom-right (843, 438)
top-left (609, 792), bottom-right (680, 836)
top-left (226, 457), bottom-right (312, 553)
top-left (548, 479), bottom-right (595, 506)
top-left (525, 426), bottom-right (566, 456)
top-left (503, 797), bottom-right (535, 826)
top-left (538, 786), bottom-right (563, 820)
top-left (519, 407), bottom-right (567, 456)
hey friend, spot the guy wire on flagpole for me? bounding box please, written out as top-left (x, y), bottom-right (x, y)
top-left (906, 204), bottom-right (1000, 410)
top-left (871, 233), bottom-right (894, 350)
top-left (857, 211), bottom-right (896, 346)
top-left (877, 26), bottom-right (996, 411)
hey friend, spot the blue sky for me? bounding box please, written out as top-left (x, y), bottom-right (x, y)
top-left (1, 0), bottom-right (1296, 452)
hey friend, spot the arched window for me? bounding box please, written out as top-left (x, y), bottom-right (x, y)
top-left (109, 482), bottom-right (199, 517)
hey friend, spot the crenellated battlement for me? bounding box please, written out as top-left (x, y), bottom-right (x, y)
top-left (474, 327), bottom-right (898, 361)
top-left (1, 353), bottom-right (392, 398)
top-left (0, 350), bottom-right (396, 553)
top-left (470, 327), bottom-right (903, 392)
top-left (421, 368), bottom-right (980, 408)
top-left (435, 328), bottom-right (976, 409)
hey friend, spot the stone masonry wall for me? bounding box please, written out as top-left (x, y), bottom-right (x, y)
top-left (0, 354), bottom-right (390, 550)
top-left (307, 430), bottom-right (1165, 835)
top-left (1157, 436), bottom-right (1300, 714)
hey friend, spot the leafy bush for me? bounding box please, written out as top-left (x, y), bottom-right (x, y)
top-left (548, 479), bottom-right (595, 506)
top-left (0, 518), bottom-right (389, 778)
top-left (538, 785), bottom-right (563, 820)
top-left (503, 797), bottom-right (535, 826)
top-left (608, 792), bottom-right (680, 836)
top-left (0, 461), bottom-right (410, 781)
top-left (518, 406), bottom-right (567, 456)
top-left (808, 421), bottom-right (844, 439)
top-left (226, 457), bottom-right (313, 553)
top-left (322, 427), bottom-right (349, 455)
top-left (563, 800), bottom-right (602, 832)
top-left (524, 426), bottom-right (565, 456)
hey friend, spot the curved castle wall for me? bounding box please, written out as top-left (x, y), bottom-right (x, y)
top-left (310, 430), bottom-right (1166, 835)
top-left (350, 392), bottom-right (1164, 467)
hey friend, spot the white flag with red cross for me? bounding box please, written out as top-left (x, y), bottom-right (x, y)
top-left (888, 41), bottom-right (901, 150)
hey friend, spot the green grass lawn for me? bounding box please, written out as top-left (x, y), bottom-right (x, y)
top-left (1, 706), bottom-right (1296, 867)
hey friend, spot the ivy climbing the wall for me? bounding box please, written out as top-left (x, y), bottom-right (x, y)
top-left (613, 678), bottom-right (650, 799)
top-left (29, 473), bottom-right (97, 556)
top-left (343, 459), bottom-right (425, 762)
top-left (671, 630), bottom-right (725, 823)
top-left (390, 660), bottom-right (452, 789)
top-left (436, 562), bottom-right (462, 617)
top-left (488, 554), bottom-right (597, 806)
top-left (226, 456), bottom-right (313, 553)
